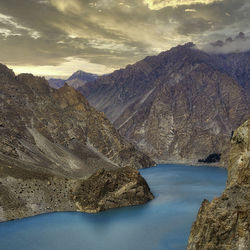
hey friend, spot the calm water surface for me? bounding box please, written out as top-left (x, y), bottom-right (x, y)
top-left (0, 164), bottom-right (227, 250)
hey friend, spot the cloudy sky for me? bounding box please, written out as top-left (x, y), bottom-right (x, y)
top-left (0, 0), bottom-right (249, 78)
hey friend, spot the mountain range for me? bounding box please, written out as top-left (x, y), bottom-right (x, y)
top-left (77, 42), bottom-right (250, 165)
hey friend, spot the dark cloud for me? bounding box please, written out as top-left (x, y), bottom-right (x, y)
top-left (0, 0), bottom-right (249, 76)
top-left (203, 31), bottom-right (250, 53)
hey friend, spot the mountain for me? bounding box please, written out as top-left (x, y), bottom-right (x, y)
top-left (68, 70), bottom-right (98, 82)
top-left (215, 51), bottom-right (250, 94)
top-left (48, 70), bottom-right (98, 89)
top-left (0, 63), bottom-right (154, 222)
top-left (188, 119), bottom-right (250, 249)
top-left (78, 43), bottom-right (250, 165)
top-left (47, 78), bottom-right (66, 89)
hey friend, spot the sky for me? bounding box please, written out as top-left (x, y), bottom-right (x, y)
top-left (0, 0), bottom-right (249, 78)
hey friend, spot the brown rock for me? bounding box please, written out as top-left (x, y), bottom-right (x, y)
top-left (0, 163), bottom-right (153, 222)
top-left (187, 119), bottom-right (250, 249)
top-left (73, 167), bottom-right (154, 213)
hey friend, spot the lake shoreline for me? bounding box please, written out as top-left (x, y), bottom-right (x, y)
top-left (151, 161), bottom-right (227, 169)
top-left (0, 163), bottom-right (226, 224)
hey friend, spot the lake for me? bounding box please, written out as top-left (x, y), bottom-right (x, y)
top-left (0, 164), bottom-right (227, 250)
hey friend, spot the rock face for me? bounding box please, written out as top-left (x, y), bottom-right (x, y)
top-left (216, 51), bottom-right (250, 95)
top-left (78, 43), bottom-right (250, 165)
top-left (187, 119), bottom-right (250, 249)
top-left (74, 167), bottom-right (154, 213)
top-left (0, 63), bottom-right (154, 222)
top-left (48, 70), bottom-right (98, 89)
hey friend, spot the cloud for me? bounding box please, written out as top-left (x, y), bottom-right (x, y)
top-left (143, 0), bottom-right (223, 10)
top-left (0, 13), bottom-right (40, 38)
top-left (10, 57), bottom-right (114, 77)
top-left (50, 0), bottom-right (82, 14)
top-left (0, 28), bottom-right (14, 37)
top-left (0, 0), bottom-right (249, 76)
top-left (202, 32), bottom-right (250, 53)
top-left (185, 9), bottom-right (197, 12)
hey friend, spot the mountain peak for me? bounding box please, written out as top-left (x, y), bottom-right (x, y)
top-left (17, 73), bottom-right (51, 95)
top-left (181, 42), bottom-right (196, 48)
top-left (170, 42), bottom-right (196, 51)
top-left (68, 70), bottom-right (98, 81)
top-left (0, 63), bottom-right (15, 79)
top-left (48, 70), bottom-right (98, 89)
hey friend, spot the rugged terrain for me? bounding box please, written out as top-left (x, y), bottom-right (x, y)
top-left (78, 43), bottom-right (250, 165)
top-left (0, 63), bottom-right (154, 222)
top-left (188, 119), bottom-right (250, 249)
top-left (0, 164), bottom-right (153, 222)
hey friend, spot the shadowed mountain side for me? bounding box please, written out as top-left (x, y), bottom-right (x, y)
top-left (215, 51), bottom-right (250, 94)
top-left (78, 43), bottom-right (250, 165)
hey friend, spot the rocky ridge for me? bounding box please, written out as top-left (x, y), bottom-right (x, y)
top-left (187, 119), bottom-right (250, 249)
top-left (0, 63), bottom-right (154, 222)
top-left (78, 43), bottom-right (250, 165)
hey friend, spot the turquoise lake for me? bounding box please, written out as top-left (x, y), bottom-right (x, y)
top-left (0, 164), bottom-right (227, 250)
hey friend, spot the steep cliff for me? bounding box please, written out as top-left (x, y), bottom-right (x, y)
top-left (0, 63), bottom-right (154, 222)
top-left (187, 119), bottom-right (250, 249)
top-left (78, 43), bottom-right (250, 165)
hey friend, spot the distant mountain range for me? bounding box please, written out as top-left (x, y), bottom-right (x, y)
top-left (48, 70), bottom-right (98, 89)
top-left (77, 42), bottom-right (250, 166)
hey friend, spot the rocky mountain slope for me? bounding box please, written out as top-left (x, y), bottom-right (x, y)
top-left (0, 63), bottom-right (154, 222)
top-left (78, 43), bottom-right (250, 165)
top-left (187, 119), bottom-right (250, 249)
top-left (215, 51), bottom-right (250, 94)
top-left (48, 70), bottom-right (98, 89)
